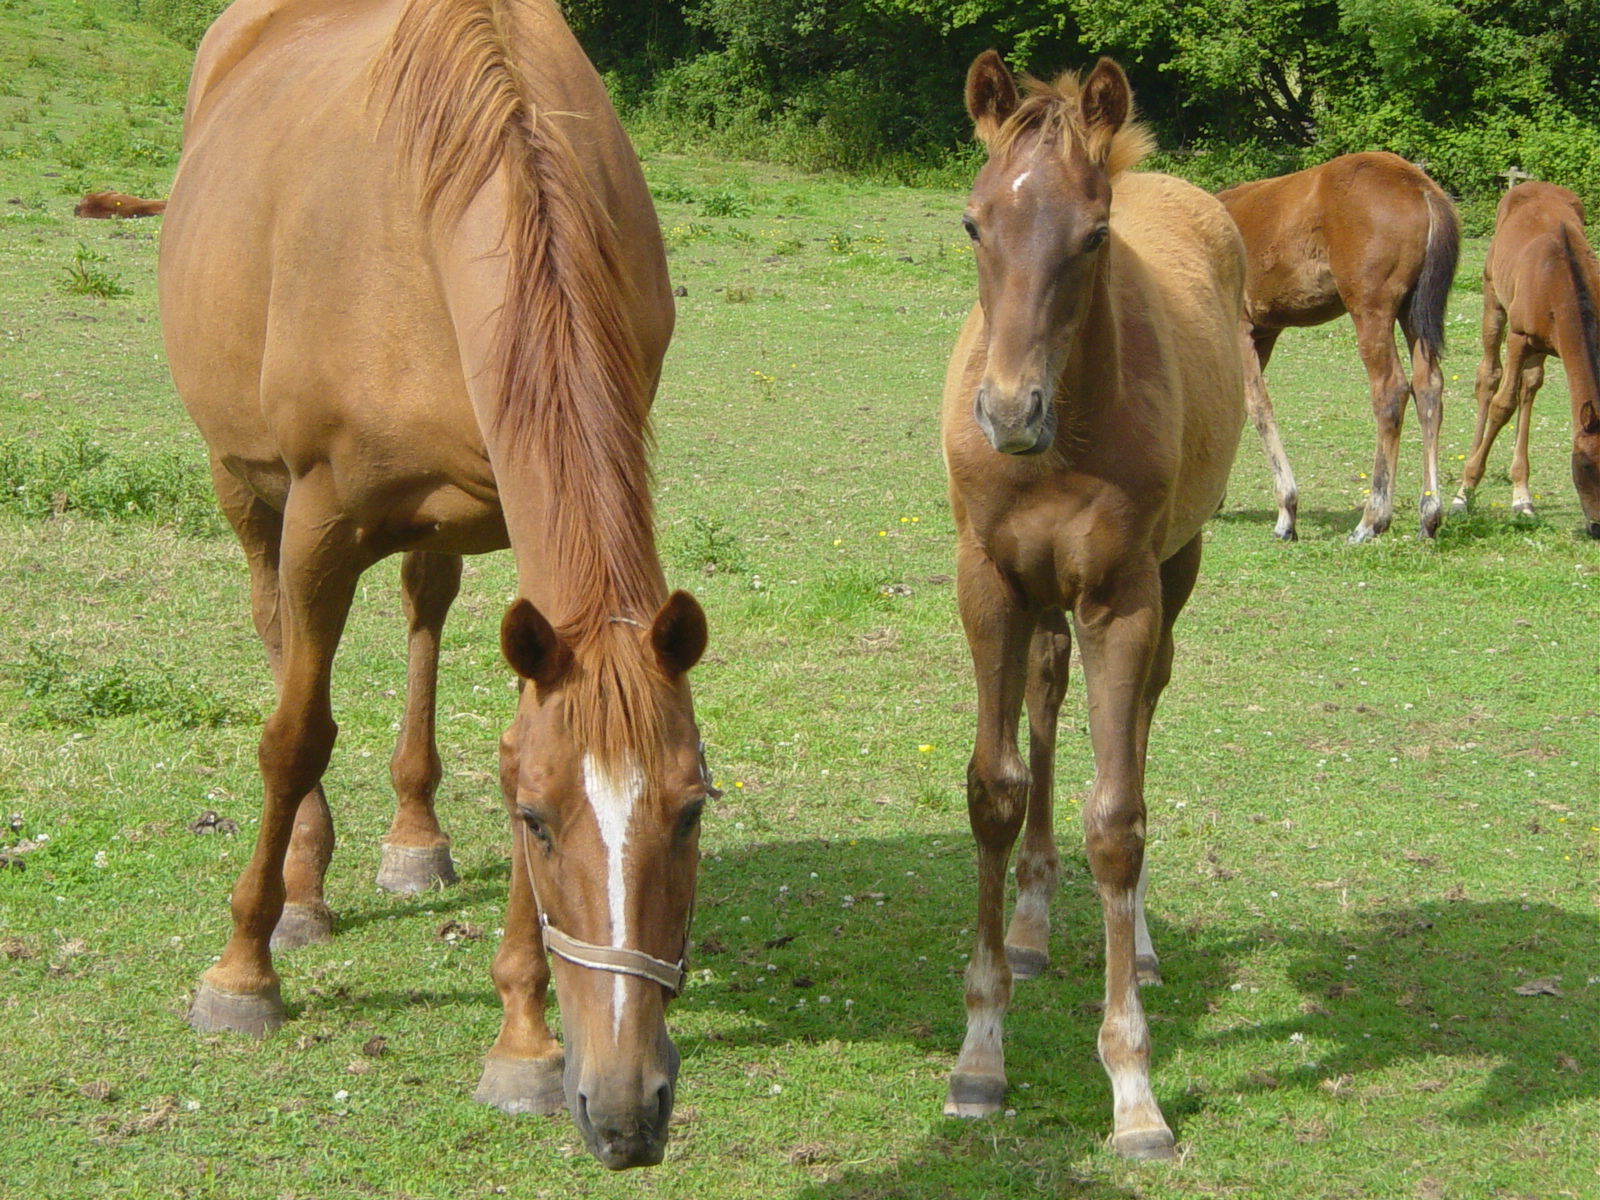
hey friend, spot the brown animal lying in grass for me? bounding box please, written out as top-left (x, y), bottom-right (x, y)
top-left (74, 191), bottom-right (167, 218)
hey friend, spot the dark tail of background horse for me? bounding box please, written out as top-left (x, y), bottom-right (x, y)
top-left (1408, 189), bottom-right (1461, 361)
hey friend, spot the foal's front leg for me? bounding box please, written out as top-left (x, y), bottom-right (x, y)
top-left (1075, 568), bottom-right (1174, 1159)
top-left (1003, 607), bottom-right (1071, 980)
top-left (945, 541), bottom-right (1034, 1118)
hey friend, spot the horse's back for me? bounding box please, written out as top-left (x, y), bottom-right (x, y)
top-left (1490, 182), bottom-right (1599, 339)
top-left (1113, 172), bottom-right (1246, 552)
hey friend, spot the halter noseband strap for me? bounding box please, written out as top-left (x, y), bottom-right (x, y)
top-left (517, 820), bottom-right (690, 995)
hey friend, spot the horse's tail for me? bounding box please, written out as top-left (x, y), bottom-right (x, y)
top-left (1407, 187), bottom-right (1461, 362)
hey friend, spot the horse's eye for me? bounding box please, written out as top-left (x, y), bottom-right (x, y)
top-left (677, 800), bottom-right (705, 838)
top-left (519, 808), bottom-right (552, 847)
top-left (961, 216), bottom-right (979, 242)
top-left (1084, 225), bottom-right (1109, 252)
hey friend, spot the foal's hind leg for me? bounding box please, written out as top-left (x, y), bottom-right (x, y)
top-left (207, 459), bottom-right (337, 952)
top-left (1003, 607), bottom-right (1071, 981)
top-left (945, 540), bottom-right (1034, 1118)
top-left (1241, 325), bottom-right (1298, 540)
top-left (1349, 310), bottom-right (1413, 543)
top-left (1127, 535), bottom-right (1203, 989)
top-left (1400, 315), bottom-right (1446, 538)
top-left (474, 729), bottom-right (564, 1114)
top-left (189, 472), bottom-right (370, 1035)
top-left (376, 551), bottom-right (463, 894)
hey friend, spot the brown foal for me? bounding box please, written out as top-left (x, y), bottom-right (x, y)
top-left (1453, 181), bottom-right (1600, 536)
top-left (941, 52), bottom-right (1244, 1158)
top-left (1218, 153), bottom-right (1460, 542)
top-left (160, 0), bottom-right (712, 1170)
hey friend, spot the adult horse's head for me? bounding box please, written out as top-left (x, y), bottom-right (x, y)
top-left (959, 52), bottom-right (1151, 456)
top-left (499, 591), bottom-right (711, 1169)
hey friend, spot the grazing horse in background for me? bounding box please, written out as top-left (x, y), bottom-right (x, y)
top-left (1452, 181), bottom-right (1600, 537)
top-left (160, 0), bottom-right (713, 1170)
top-left (941, 51), bottom-right (1244, 1158)
top-left (1218, 152), bottom-right (1460, 542)
top-left (74, 190), bottom-right (166, 218)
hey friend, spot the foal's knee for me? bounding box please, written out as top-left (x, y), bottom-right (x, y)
top-left (1083, 802), bottom-right (1145, 891)
top-left (966, 756), bottom-right (1028, 842)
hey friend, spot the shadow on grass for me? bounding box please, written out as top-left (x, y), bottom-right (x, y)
top-left (331, 858), bottom-right (511, 937)
top-left (1214, 505), bottom-right (1370, 541)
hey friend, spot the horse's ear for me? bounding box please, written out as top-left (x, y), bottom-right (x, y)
top-left (966, 50), bottom-right (1019, 149)
top-left (1581, 399), bottom-right (1600, 435)
top-left (501, 600), bottom-right (573, 690)
top-left (1081, 57), bottom-right (1132, 157)
top-left (650, 590), bottom-right (708, 679)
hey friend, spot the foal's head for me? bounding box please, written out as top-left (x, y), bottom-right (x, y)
top-left (1573, 400), bottom-right (1600, 538)
top-left (959, 52), bottom-right (1151, 455)
top-left (499, 592), bottom-right (711, 1169)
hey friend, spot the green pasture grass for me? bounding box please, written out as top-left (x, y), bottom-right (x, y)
top-left (2, 5), bottom-right (1598, 1199)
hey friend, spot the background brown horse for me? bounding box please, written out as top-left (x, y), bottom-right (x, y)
top-left (1453, 181), bottom-right (1600, 537)
top-left (160, 0), bottom-right (710, 1170)
top-left (74, 190), bottom-right (166, 218)
top-left (1218, 152), bottom-right (1460, 542)
top-left (942, 51), bottom-right (1244, 1159)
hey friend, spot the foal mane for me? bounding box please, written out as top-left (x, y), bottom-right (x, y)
top-left (1559, 224), bottom-right (1600, 411)
top-left (991, 70), bottom-right (1154, 175)
top-left (373, 0), bottom-right (665, 775)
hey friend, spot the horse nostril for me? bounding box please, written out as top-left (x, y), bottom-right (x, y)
top-left (654, 1082), bottom-right (673, 1129)
top-left (1028, 388), bottom-right (1046, 426)
top-left (1588, 521), bottom-right (1600, 540)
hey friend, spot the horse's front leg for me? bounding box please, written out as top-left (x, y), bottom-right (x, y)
top-left (377, 550), bottom-right (463, 894)
top-left (474, 728), bottom-right (565, 1115)
top-left (1003, 607), bottom-right (1071, 980)
top-left (945, 540), bottom-right (1034, 1118)
top-left (1510, 358), bottom-right (1546, 516)
top-left (1454, 285), bottom-right (1508, 514)
top-left (1074, 566), bottom-right (1173, 1159)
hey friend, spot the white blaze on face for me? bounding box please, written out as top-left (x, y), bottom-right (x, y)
top-left (583, 753), bottom-right (644, 1041)
top-left (1010, 169), bottom-right (1032, 194)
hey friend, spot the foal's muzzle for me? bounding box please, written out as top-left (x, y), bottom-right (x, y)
top-left (974, 383), bottom-right (1055, 455)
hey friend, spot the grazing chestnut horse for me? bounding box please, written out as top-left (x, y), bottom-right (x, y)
top-left (1218, 153), bottom-right (1460, 542)
top-left (942, 52), bottom-right (1244, 1158)
top-left (74, 190), bottom-right (166, 218)
top-left (1452, 181), bottom-right (1600, 537)
top-left (160, 0), bottom-right (713, 1170)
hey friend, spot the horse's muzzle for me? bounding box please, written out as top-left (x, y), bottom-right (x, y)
top-left (975, 384), bottom-right (1055, 455)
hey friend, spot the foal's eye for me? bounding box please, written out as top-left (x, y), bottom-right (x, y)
top-left (519, 809), bottom-right (552, 847)
top-left (676, 800), bottom-right (705, 838)
top-left (961, 216), bottom-right (979, 243)
top-left (1083, 225), bottom-right (1109, 252)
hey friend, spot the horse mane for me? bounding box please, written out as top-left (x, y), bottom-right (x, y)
top-left (372, 0), bottom-right (664, 775)
top-left (1559, 224), bottom-right (1600, 410)
top-left (991, 70), bottom-right (1154, 176)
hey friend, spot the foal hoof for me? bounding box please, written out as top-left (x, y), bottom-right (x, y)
top-left (1005, 944), bottom-right (1049, 981)
top-left (1511, 501), bottom-right (1536, 519)
top-left (473, 1054), bottom-right (566, 1116)
top-left (1135, 955), bottom-right (1162, 987)
top-left (943, 1072), bottom-right (1006, 1118)
top-left (1272, 520), bottom-right (1298, 542)
top-left (376, 842), bottom-right (458, 894)
top-left (1450, 495), bottom-right (1470, 515)
top-left (1112, 1127), bottom-right (1177, 1161)
top-left (188, 980), bottom-right (285, 1037)
top-left (1347, 524), bottom-right (1378, 545)
top-left (270, 902), bottom-right (334, 950)
top-left (1419, 500), bottom-right (1442, 539)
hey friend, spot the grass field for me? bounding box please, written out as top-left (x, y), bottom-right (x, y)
top-left (2, 4), bottom-right (1597, 1199)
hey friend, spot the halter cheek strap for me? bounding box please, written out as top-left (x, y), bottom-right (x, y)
top-left (517, 821), bottom-right (689, 995)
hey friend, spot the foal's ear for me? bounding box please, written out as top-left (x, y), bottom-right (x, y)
top-left (1582, 399), bottom-right (1600, 435)
top-left (1081, 57), bottom-right (1132, 157)
top-left (501, 600), bottom-right (574, 690)
top-left (650, 590), bottom-right (708, 679)
top-left (966, 50), bottom-right (1019, 149)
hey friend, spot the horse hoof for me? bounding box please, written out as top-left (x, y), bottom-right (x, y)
top-left (1512, 502), bottom-right (1536, 519)
top-left (1347, 525), bottom-right (1377, 545)
top-left (270, 902), bottom-right (334, 950)
top-left (1419, 506), bottom-right (1442, 540)
top-left (376, 842), bottom-right (458, 894)
top-left (1005, 944), bottom-right (1049, 980)
top-left (1135, 955), bottom-right (1162, 986)
top-left (1272, 522), bottom-right (1298, 542)
top-left (1450, 495), bottom-right (1469, 515)
top-left (473, 1054), bottom-right (566, 1116)
top-left (1112, 1127), bottom-right (1177, 1161)
top-left (188, 980), bottom-right (285, 1037)
top-left (943, 1072), bottom-right (1006, 1118)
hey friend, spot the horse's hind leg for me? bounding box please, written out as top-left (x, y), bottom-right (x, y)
top-left (1126, 534), bottom-right (1202, 989)
top-left (189, 472), bottom-right (369, 1035)
top-left (1349, 310), bottom-right (1412, 543)
top-left (1003, 607), bottom-right (1070, 981)
top-left (945, 540), bottom-right (1034, 1119)
top-left (1454, 283), bottom-right (1507, 513)
top-left (1510, 358), bottom-right (1546, 515)
top-left (474, 729), bottom-right (564, 1115)
top-left (207, 458), bottom-right (337, 952)
top-left (1241, 325), bottom-right (1298, 540)
top-left (1400, 316), bottom-right (1446, 538)
top-left (376, 550), bottom-right (462, 893)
